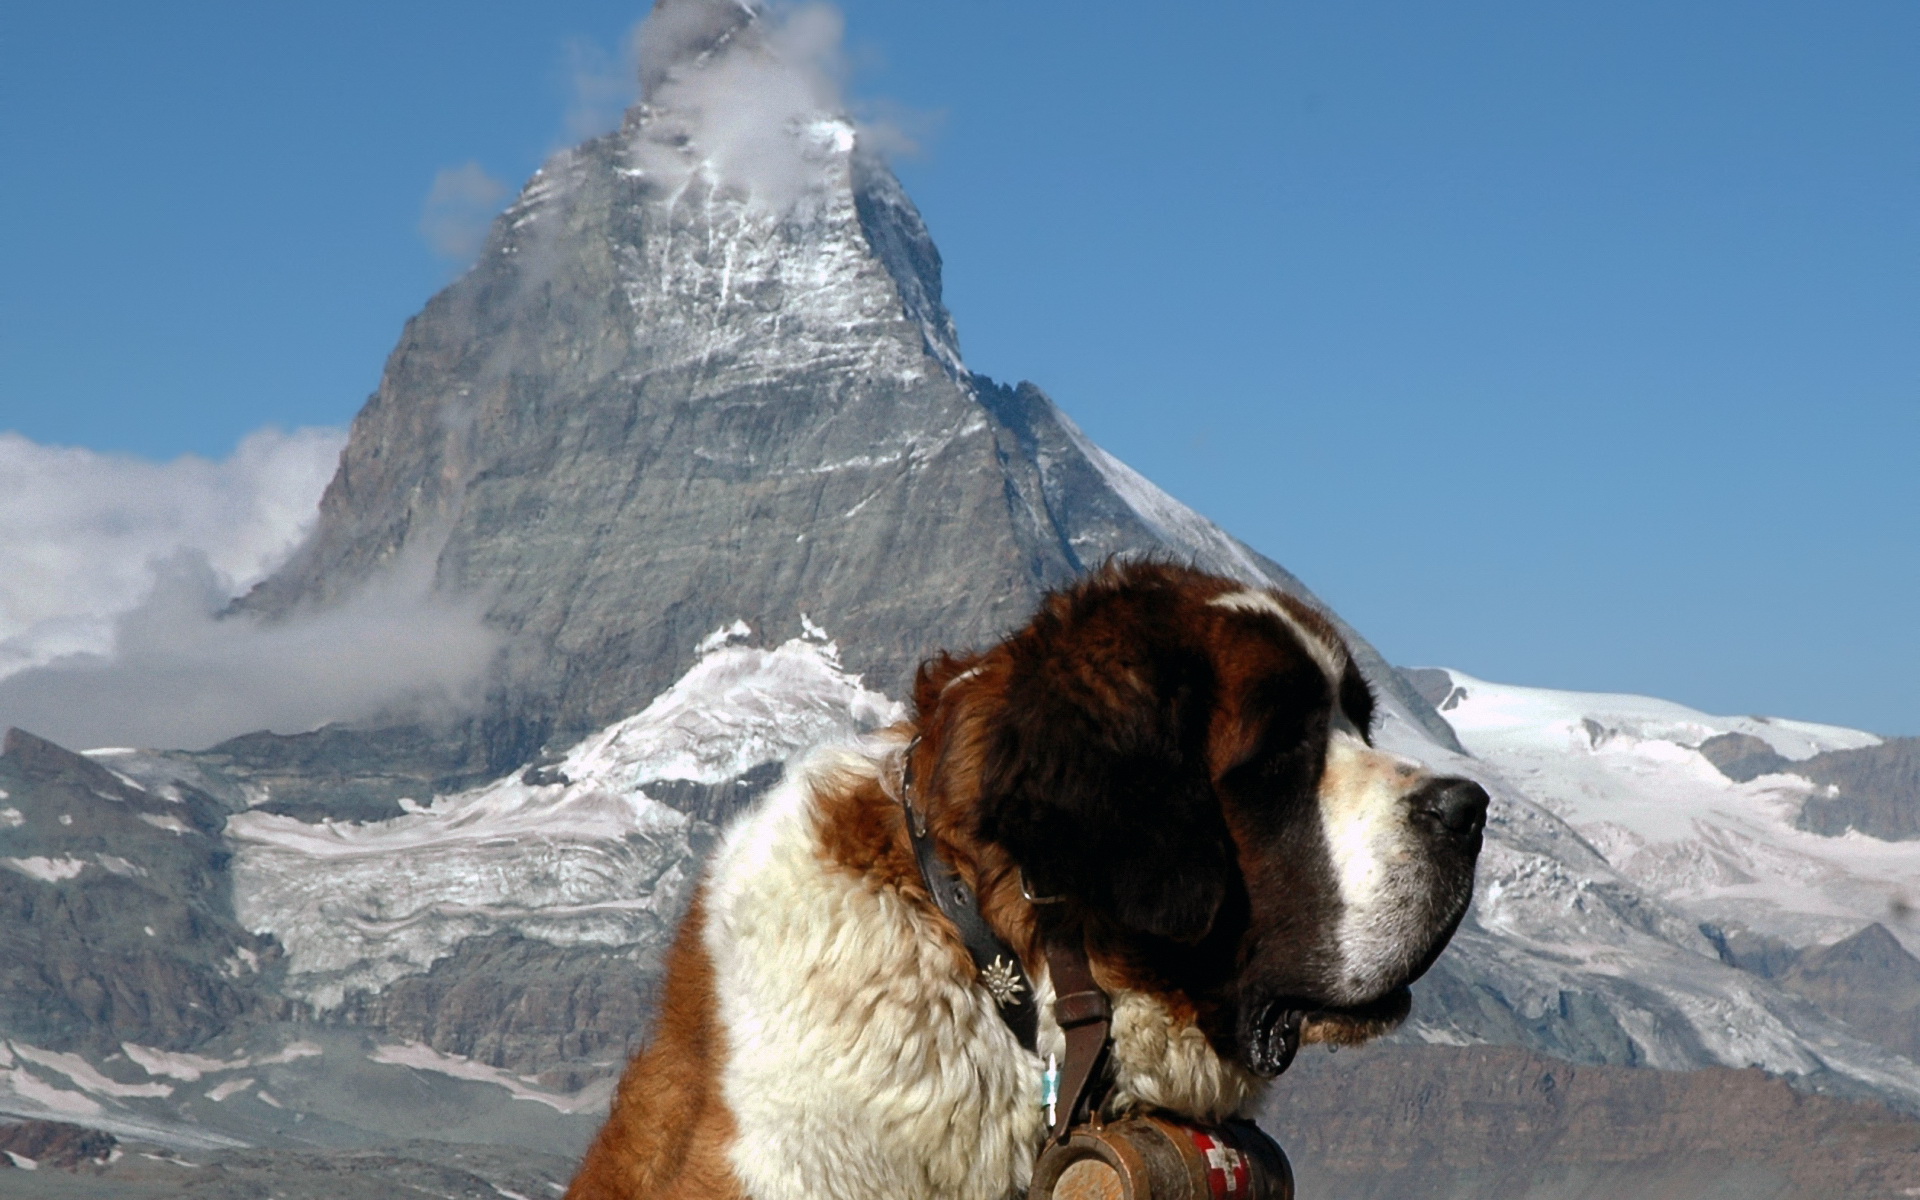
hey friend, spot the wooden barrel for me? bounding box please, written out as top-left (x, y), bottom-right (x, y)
top-left (1029, 1115), bottom-right (1293, 1200)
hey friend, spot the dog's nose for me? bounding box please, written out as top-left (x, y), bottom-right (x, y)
top-left (1414, 776), bottom-right (1489, 837)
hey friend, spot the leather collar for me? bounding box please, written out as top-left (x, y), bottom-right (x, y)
top-left (896, 739), bottom-right (1040, 1052)
top-left (895, 738), bottom-right (1115, 1144)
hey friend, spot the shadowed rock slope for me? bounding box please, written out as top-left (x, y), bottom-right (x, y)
top-left (1264, 1044), bottom-right (1920, 1199)
top-left (0, 729), bottom-right (286, 1056)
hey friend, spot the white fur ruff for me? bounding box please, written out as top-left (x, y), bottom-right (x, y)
top-left (706, 745), bottom-right (1042, 1200)
top-left (702, 744), bottom-right (1261, 1200)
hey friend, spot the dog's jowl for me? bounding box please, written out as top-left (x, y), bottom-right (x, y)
top-left (566, 562), bottom-right (1486, 1200)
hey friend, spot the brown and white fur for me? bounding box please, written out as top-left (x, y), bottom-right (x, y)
top-left (566, 562), bottom-right (1487, 1200)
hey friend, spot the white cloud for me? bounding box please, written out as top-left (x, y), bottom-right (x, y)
top-left (0, 427), bottom-right (345, 678)
top-left (0, 428), bottom-right (501, 751)
top-left (419, 162), bottom-right (509, 263)
top-left (627, 1), bottom-right (924, 214)
top-left (0, 544), bottom-right (500, 752)
top-left (561, 32), bottom-right (641, 143)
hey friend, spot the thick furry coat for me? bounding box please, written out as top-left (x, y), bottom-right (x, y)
top-left (567, 563), bottom-right (1485, 1200)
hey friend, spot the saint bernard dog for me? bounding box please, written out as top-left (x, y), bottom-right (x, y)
top-left (566, 562), bottom-right (1487, 1200)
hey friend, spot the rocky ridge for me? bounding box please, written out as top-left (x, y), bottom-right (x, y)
top-left (234, 1), bottom-right (1449, 774)
top-left (1263, 1043), bottom-right (1920, 1199)
top-left (1700, 731), bottom-right (1920, 839)
top-left (0, 730), bottom-right (286, 1057)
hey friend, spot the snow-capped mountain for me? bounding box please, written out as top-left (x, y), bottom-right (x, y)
top-left (1425, 670), bottom-right (1910, 955)
top-left (1370, 669), bottom-right (1920, 1109)
top-left (0, 3), bottom-right (1445, 1153)
top-left (8, 645), bottom-right (1918, 1192)
top-left (228, 626), bottom-right (901, 1012)
top-left (233, 0), bottom-right (1448, 778)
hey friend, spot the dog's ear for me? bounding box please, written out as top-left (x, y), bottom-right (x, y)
top-left (973, 629), bottom-right (1232, 944)
top-left (914, 651), bottom-right (984, 718)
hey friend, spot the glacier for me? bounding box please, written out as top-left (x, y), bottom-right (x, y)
top-left (1434, 669), bottom-right (1912, 955)
top-left (227, 626), bottom-right (903, 1010)
top-left (1392, 669), bottom-right (1920, 1109)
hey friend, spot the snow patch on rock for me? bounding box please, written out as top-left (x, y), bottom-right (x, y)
top-left (2, 856), bottom-right (89, 883)
top-left (1390, 669), bottom-right (1920, 1108)
top-left (1434, 669), bottom-right (1918, 951)
top-left (228, 627), bottom-right (903, 1009)
top-left (368, 1042), bottom-right (614, 1114)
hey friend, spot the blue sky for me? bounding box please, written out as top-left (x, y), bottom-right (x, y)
top-left (2, 1), bottom-right (1915, 733)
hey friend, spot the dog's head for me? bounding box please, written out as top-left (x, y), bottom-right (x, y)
top-left (916, 562), bottom-right (1485, 1078)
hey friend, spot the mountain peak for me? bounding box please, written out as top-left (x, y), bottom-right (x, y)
top-left (239, 12), bottom-right (1446, 769)
top-left (636, 0), bottom-right (759, 101)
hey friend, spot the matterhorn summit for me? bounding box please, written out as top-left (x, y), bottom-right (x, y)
top-left (242, 0), bottom-right (1445, 770)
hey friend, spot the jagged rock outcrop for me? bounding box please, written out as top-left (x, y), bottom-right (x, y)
top-left (1774, 924), bottom-right (1920, 1061)
top-left (328, 933), bottom-right (658, 1084)
top-left (0, 729), bottom-right (284, 1054)
top-left (1792, 738), bottom-right (1920, 840)
top-left (1700, 922), bottom-right (1920, 1062)
top-left (182, 724), bottom-right (496, 823)
top-left (0, 1119), bottom-right (117, 1170)
top-left (1698, 730), bottom-right (1794, 781)
top-left (1699, 730), bottom-right (1920, 840)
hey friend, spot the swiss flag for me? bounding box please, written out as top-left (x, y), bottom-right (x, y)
top-left (1187, 1130), bottom-right (1251, 1199)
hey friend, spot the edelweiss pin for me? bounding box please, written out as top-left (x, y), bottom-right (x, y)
top-left (979, 956), bottom-right (1026, 1007)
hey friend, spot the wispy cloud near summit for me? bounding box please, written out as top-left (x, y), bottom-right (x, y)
top-left (419, 162), bottom-right (509, 264)
top-left (612, 1), bottom-right (927, 213)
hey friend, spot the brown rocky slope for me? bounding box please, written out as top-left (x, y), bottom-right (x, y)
top-left (1262, 1044), bottom-right (1920, 1199)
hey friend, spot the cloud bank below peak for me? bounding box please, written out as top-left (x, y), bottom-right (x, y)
top-left (0, 426), bottom-right (346, 677)
top-left (0, 427), bottom-right (499, 751)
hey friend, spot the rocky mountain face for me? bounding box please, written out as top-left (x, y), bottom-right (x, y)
top-left (6, 1), bottom-right (1920, 1194)
top-left (1702, 731), bottom-right (1920, 839)
top-left (1404, 669), bottom-right (1920, 1110)
top-left (1263, 1044), bottom-right (1920, 1200)
top-left (236, 5), bottom-right (1446, 774)
top-left (1770, 925), bottom-right (1920, 1062)
top-left (0, 729), bottom-right (286, 1057)
top-left (1791, 739), bottom-right (1920, 839)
